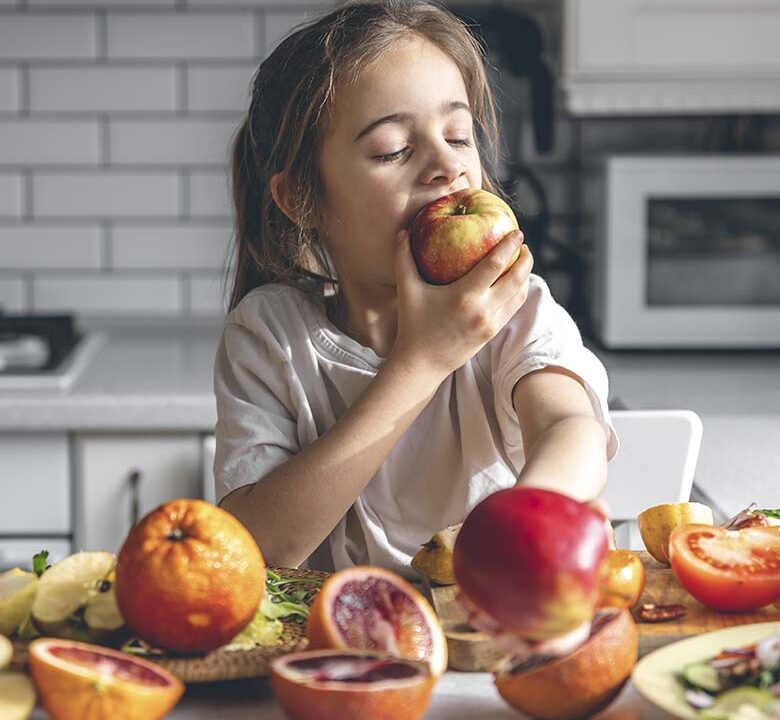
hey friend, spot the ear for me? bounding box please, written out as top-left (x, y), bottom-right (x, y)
top-left (270, 172), bottom-right (299, 225)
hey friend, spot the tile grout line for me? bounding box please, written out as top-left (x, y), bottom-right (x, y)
top-left (96, 11), bottom-right (108, 63)
top-left (23, 169), bottom-right (33, 221)
top-left (180, 272), bottom-right (191, 317)
top-left (99, 114), bottom-right (110, 169)
top-left (254, 11), bottom-right (265, 60)
top-left (101, 221), bottom-right (112, 272)
top-left (180, 168), bottom-right (191, 220)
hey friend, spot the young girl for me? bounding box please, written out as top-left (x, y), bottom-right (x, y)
top-left (214, 0), bottom-right (618, 577)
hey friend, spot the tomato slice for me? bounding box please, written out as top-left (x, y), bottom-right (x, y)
top-left (668, 524), bottom-right (780, 612)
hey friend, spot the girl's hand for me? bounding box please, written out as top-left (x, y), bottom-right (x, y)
top-left (391, 228), bottom-right (533, 382)
top-left (457, 590), bottom-right (591, 661)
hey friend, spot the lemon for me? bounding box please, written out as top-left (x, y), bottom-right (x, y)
top-left (411, 523), bottom-right (462, 585)
top-left (0, 569), bottom-right (38, 637)
top-left (0, 632), bottom-right (12, 670)
top-left (0, 672), bottom-right (36, 720)
top-left (31, 551), bottom-right (125, 642)
top-left (637, 502), bottom-right (714, 564)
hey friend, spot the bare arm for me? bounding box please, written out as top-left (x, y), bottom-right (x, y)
top-left (221, 354), bottom-right (441, 567)
top-left (512, 366), bottom-right (609, 502)
top-left (222, 230), bottom-right (533, 568)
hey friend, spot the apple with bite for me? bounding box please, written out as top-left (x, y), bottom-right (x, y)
top-left (409, 188), bottom-right (520, 285)
top-left (453, 487), bottom-right (610, 642)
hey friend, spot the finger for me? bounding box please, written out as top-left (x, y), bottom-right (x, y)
top-left (456, 229), bottom-right (525, 290)
top-left (490, 244), bottom-right (534, 306)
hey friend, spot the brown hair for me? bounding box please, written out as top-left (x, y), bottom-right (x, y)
top-left (227, 0), bottom-right (502, 311)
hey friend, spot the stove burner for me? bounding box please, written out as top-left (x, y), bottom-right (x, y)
top-left (0, 313), bottom-right (81, 375)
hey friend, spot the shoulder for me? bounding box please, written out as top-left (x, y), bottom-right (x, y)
top-left (217, 284), bottom-right (325, 367)
top-left (224, 283), bottom-right (327, 341)
top-left (229, 283), bottom-right (318, 326)
top-left (502, 273), bottom-right (576, 340)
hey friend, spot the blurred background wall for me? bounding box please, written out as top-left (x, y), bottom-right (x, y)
top-left (1, 0), bottom-right (779, 326)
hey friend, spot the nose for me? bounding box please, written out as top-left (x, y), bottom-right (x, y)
top-left (420, 140), bottom-right (467, 186)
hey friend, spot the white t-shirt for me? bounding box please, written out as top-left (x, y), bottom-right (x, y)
top-left (213, 274), bottom-right (618, 579)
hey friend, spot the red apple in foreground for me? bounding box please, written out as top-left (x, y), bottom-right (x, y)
top-left (453, 487), bottom-right (610, 641)
top-left (409, 188), bottom-right (520, 285)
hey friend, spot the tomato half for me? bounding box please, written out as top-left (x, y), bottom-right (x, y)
top-left (668, 524), bottom-right (780, 612)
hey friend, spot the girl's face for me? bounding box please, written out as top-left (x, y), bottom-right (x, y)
top-left (318, 35), bottom-right (483, 292)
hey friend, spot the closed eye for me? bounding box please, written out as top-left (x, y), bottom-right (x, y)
top-left (374, 138), bottom-right (473, 165)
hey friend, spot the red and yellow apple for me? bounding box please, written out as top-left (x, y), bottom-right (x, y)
top-left (409, 188), bottom-right (520, 285)
top-left (453, 487), bottom-right (610, 641)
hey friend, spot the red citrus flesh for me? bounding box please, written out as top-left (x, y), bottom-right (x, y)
top-left (271, 649), bottom-right (436, 720)
top-left (307, 566), bottom-right (447, 676)
top-left (28, 638), bottom-right (184, 720)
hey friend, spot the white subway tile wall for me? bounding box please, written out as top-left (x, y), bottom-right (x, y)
top-left (0, 278), bottom-right (25, 312)
top-left (5, 1), bottom-right (775, 320)
top-left (0, 68), bottom-right (18, 112)
top-left (0, 174), bottom-right (23, 218)
top-left (0, 2), bottom-right (334, 319)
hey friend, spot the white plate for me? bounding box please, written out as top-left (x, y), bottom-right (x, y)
top-left (632, 621), bottom-right (780, 719)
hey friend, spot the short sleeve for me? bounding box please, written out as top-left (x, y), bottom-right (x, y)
top-left (213, 318), bottom-right (301, 505)
top-left (480, 275), bottom-right (618, 459)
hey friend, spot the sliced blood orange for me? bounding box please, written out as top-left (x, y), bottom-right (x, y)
top-left (494, 608), bottom-right (638, 720)
top-left (270, 648), bottom-right (435, 720)
top-left (28, 637), bottom-right (184, 720)
top-left (306, 565), bottom-right (447, 676)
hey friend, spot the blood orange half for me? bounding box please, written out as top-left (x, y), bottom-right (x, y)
top-left (494, 608), bottom-right (638, 720)
top-left (28, 638), bottom-right (184, 720)
top-left (306, 565), bottom-right (447, 676)
top-left (271, 648), bottom-right (435, 720)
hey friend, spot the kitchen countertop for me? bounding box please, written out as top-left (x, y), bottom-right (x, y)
top-left (595, 347), bottom-right (780, 416)
top-left (1, 328), bottom-right (778, 431)
top-left (0, 328), bottom-right (221, 431)
top-left (0, 328), bottom-right (777, 513)
top-left (27, 669), bottom-right (670, 720)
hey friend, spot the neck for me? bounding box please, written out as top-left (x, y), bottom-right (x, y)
top-left (328, 281), bottom-right (398, 358)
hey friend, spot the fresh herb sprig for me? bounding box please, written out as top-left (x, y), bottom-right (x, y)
top-left (32, 550), bottom-right (50, 577)
top-left (263, 569), bottom-right (323, 623)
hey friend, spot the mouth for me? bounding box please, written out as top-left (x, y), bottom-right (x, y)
top-left (406, 187), bottom-right (471, 229)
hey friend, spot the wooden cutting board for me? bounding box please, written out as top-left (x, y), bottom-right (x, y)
top-left (428, 551), bottom-right (780, 672)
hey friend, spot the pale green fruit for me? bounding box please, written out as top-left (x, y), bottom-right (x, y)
top-left (32, 551), bottom-right (125, 643)
top-left (0, 569), bottom-right (38, 636)
top-left (0, 633), bottom-right (12, 670)
top-left (0, 672), bottom-right (36, 720)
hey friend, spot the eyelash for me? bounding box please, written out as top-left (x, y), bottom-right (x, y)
top-left (374, 138), bottom-right (472, 164)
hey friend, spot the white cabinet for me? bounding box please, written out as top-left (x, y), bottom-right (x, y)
top-left (0, 434), bottom-right (72, 571)
top-left (563, 0), bottom-right (780, 114)
top-left (74, 434), bottom-right (203, 554)
top-left (0, 434), bottom-right (71, 534)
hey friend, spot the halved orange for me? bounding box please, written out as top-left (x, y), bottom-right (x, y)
top-left (306, 565), bottom-right (448, 676)
top-left (271, 648), bottom-right (435, 720)
top-left (28, 637), bottom-right (184, 720)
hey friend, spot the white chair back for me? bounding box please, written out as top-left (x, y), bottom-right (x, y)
top-left (600, 409), bottom-right (703, 550)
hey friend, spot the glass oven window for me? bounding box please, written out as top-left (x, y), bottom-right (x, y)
top-left (646, 197), bottom-right (780, 306)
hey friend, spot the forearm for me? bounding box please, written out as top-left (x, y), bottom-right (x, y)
top-left (221, 353), bottom-right (443, 567)
top-left (514, 415), bottom-right (608, 503)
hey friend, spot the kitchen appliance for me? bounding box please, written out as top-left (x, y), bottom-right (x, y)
top-left (0, 313), bottom-right (104, 390)
top-left (594, 155), bottom-right (780, 349)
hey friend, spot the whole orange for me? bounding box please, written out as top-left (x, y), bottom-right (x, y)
top-left (115, 498), bottom-right (265, 654)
